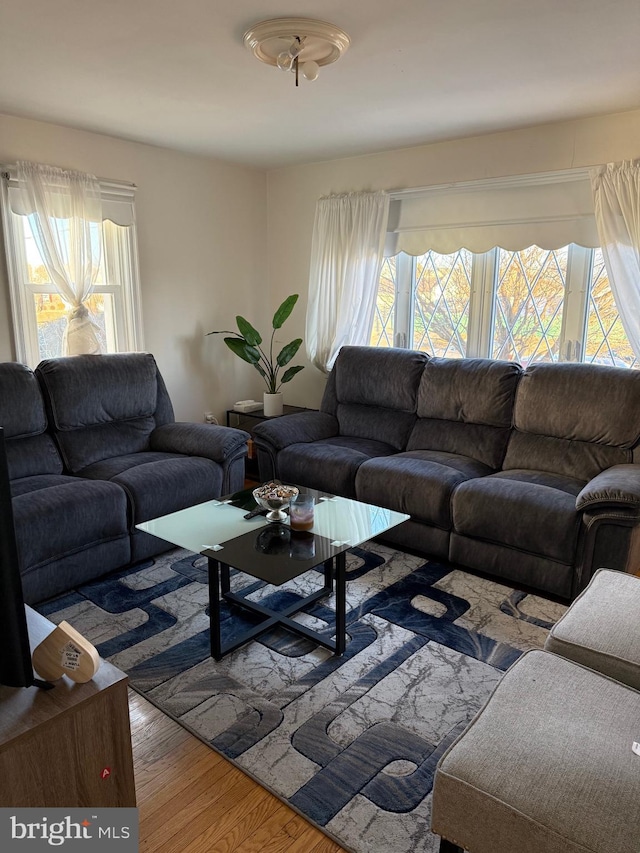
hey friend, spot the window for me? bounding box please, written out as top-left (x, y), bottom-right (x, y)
top-left (371, 245), bottom-right (637, 368)
top-left (1, 174), bottom-right (143, 367)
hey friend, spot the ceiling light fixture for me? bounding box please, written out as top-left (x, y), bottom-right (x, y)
top-left (243, 18), bottom-right (351, 87)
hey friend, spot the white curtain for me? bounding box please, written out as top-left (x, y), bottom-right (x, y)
top-left (306, 190), bottom-right (390, 372)
top-left (17, 161), bottom-right (104, 356)
top-left (591, 161), bottom-right (640, 359)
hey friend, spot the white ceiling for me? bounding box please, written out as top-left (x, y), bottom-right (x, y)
top-left (1, 0), bottom-right (639, 170)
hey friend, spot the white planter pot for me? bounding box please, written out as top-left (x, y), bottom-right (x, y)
top-left (263, 392), bottom-right (283, 417)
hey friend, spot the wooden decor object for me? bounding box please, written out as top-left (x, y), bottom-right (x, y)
top-left (32, 620), bottom-right (101, 683)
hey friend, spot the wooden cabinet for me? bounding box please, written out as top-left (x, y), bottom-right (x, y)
top-left (0, 608), bottom-right (136, 807)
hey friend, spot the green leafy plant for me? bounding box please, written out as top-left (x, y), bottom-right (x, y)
top-left (206, 294), bottom-right (304, 394)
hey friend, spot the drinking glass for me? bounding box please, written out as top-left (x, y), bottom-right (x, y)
top-left (289, 493), bottom-right (314, 531)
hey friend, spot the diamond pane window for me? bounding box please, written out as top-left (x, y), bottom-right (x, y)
top-left (492, 246), bottom-right (567, 365)
top-left (373, 243), bottom-right (639, 370)
top-left (370, 256), bottom-right (397, 347)
top-left (584, 249), bottom-right (637, 369)
top-left (412, 250), bottom-right (471, 357)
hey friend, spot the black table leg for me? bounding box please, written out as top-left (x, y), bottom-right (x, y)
top-left (323, 559), bottom-right (334, 593)
top-left (335, 551), bottom-right (346, 655)
top-left (207, 556), bottom-right (222, 661)
top-left (221, 562), bottom-right (231, 595)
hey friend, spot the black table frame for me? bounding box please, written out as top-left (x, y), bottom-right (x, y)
top-left (207, 551), bottom-right (347, 661)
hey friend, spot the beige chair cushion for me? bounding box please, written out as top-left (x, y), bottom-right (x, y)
top-left (545, 568), bottom-right (640, 690)
top-left (432, 650), bottom-right (640, 853)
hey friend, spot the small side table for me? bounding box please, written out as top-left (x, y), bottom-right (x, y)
top-left (226, 405), bottom-right (313, 481)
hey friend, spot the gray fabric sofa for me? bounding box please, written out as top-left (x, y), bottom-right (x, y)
top-left (253, 346), bottom-right (640, 598)
top-left (1, 353), bottom-right (249, 604)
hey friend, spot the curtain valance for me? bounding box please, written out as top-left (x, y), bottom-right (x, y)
top-left (3, 167), bottom-right (136, 227)
top-left (385, 169), bottom-right (599, 256)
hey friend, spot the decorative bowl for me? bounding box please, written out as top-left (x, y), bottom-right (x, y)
top-left (252, 482), bottom-right (299, 522)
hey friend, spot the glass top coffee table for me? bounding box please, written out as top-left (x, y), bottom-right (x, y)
top-left (137, 487), bottom-right (409, 660)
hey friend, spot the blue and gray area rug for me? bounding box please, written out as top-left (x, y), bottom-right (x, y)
top-left (39, 542), bottom-right (566, 853)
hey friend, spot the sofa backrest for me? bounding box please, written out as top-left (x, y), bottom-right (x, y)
top-left (407, 357), bottom-right (522, 468)
top-left (503, 362), bottom-right (640, 481)
top-left (320, 346), bottom-right (428, 450)
top-left (36, 352), bottom-right (175, 473)
top-left (0, 362), bottom-right (63, 480)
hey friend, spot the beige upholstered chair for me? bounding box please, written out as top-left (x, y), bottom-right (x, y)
top-left (431, 569), bottom-right (640, 853)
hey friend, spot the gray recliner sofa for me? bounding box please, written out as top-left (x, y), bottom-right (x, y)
top-left (253, 346), bottom-right (640, 599)
top-left (1, 353), bottom-right (249, 603)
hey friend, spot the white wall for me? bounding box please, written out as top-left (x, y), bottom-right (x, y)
top-left (266, 109), bottom-right (640, 408)
top-left (0, 113), bottom-right (268, 423)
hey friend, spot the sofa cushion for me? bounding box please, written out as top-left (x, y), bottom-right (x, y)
top-left (503, 362), bottom-right (640, 480)
top-left (78, 451), bottom-right (185, 479)
top-left (0, 361), bottom-right (48, 438)
top-left (6, 434), bottom-right (63, 479)
top-left (356, 450), bottom-right (493, 528)
top-left (12, 477), bottom-right (129, 578)
top-left (36, 353), bottom-right (160, 472)
top-left (333, 346), bottom-right (428, 411)
top-left (51, 418), bottom-right (159, 473)
top-left (514, 362), bottom-right (640, 448)
top-left (335, 404), bottom-right (416, 451)
top-left (503, 431), bottom-right (628, 483)
top-left (407, 420), bottom-right (512, 471)
top-left (452, 469), bottom-right (584, 563)
top-left (407, 358), bottom-right (521, 468)
top-left (328, 346), bottom-right (427, 450)
top-left (79, 453), bottom-right (224, 524)
top-left (277, 437), bottom-right (397, 499)
top-left (416, 357), bottom-right (521, 426)
top-left (0, 362), bottom-right (63, 478)
top-left (10, 473), bottom-right (85, 497)
top-left (37, 352), bottom-right (158, 428)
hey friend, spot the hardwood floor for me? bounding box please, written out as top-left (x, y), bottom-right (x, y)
top-left (130, 690), bottom-right (348, 853)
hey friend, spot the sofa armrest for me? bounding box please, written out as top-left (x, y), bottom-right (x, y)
top-left (252, 412), bottom-right (339, 452)
top-left (150, 422), bottom-right (250, 465)
top-left (577, 464), bottom-right (640, 512)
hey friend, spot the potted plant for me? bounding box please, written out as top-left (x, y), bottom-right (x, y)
top-left (207, 294), bottom-right (304, 416)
